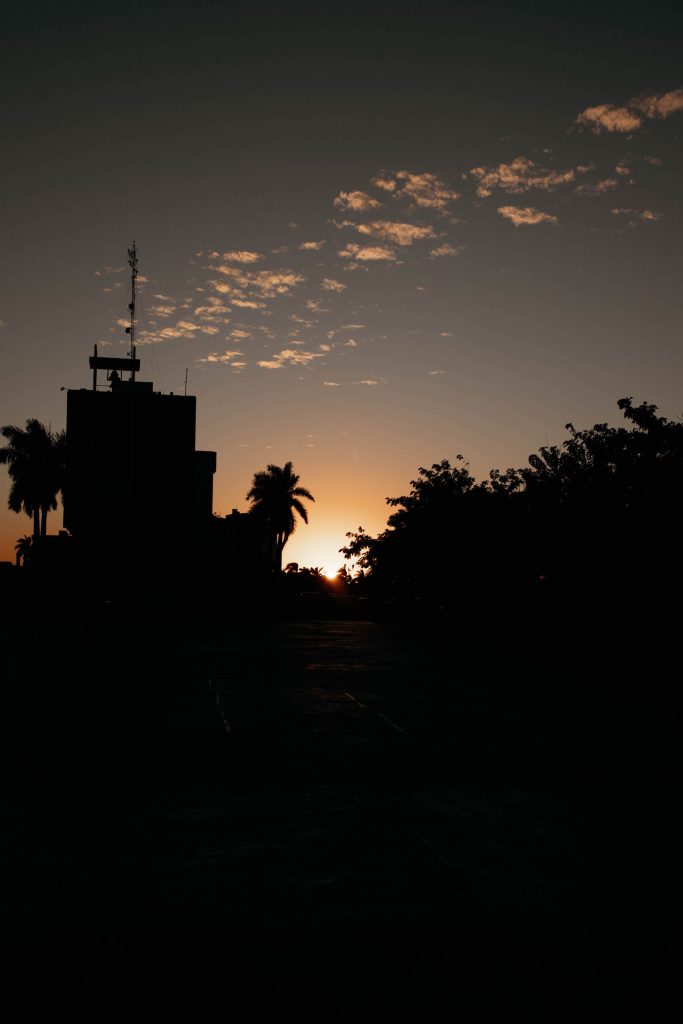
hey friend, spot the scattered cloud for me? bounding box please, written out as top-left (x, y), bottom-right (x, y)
top-left (379, 170), bottom-right (461, 210)
top-left (372, 175), bottom-right (396, 192)
top-left (198, 349), bottom-right (243, 364)
top-left (338, 242), bottom-right (397, 262)
top-left (95, 265), bottom-right (126, 277)
top-left (574, 177), bottom-right (621, 197)
top-left (345, 338), bottom-right (358, 347)
top-left (575, 103), bottom-right (643, 134)
top-left (322, 381), bottom-right (340, 387)
top-left (149, 304), bottom-right (176, 317)
top-left (575, 87), bottom-right (683, 133)
top-left (497, 206), bottom-right (558, 227)
top-left (631, 88), bottom-right (683, 119)
top-left (428, 369), bottom-right (445, 375)
top-left (398, 171), bottom-right (460, 209)
top-left (321, 277), bottom-right (346, 292)
top-left (220, 250), bottom-right (263, 263)
top-left (469, 156), bottom-right (576, 197)
top-left (213, 265), bottom-right (305, 299)
top-left (430, 243), bottom-right (463, 258)
top-left (299, 240), bottom-right (326, 250)
top-left (257, 348), bottom-right (326, 369)
top-left (333, 190), bottom-right (382, 212)
top-left (355, 378), bottom-right (381, 385)
top-left (350, 220), bottom-right (436, 246)
top-left (370, 170), bottom-right (459, 209)
top-left (194, 298), bottom-right (231, 318)
top-left (611, 207), bottom-right (662, 225)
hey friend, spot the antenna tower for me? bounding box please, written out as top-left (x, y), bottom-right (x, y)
top-left (126, 241), bottom-right (138, 380)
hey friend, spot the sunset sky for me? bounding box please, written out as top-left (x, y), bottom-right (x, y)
top-left (2, 1), bottom-right (682, 571)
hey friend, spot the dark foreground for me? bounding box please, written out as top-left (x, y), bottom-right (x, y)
top-left (2, 615), bottom-right (682, 1021)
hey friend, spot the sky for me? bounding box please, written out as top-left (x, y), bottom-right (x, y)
top-left (1, 0), bottom-right (682, 571)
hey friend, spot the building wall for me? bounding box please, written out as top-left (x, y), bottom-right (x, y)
top-left (64, 386), bottom-right (208, 542)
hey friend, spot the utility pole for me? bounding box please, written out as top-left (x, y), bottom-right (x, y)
top-left (126, 241), bottom-right (138, 381)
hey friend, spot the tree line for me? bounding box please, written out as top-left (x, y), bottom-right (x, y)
top-left (4, 399), bottom-right (681, 606)
top-left (341, 398), bottom-right (683, 607)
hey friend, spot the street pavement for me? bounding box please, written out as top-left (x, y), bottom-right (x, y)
top-left (2, 615), bottom-right (682, 1020)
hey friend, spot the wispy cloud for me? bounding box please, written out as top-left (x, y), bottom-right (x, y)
top-left (333, 190), bottom-right (382, 212)
top-left (575, 87), bottom-right (683, 134)
top-left (469, 156), bottom-right (577, 197)
top-left (498, 206), bottom-right (558, 227)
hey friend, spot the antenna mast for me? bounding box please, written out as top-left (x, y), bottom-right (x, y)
top-left (126, 241), bottom-right (138, 381)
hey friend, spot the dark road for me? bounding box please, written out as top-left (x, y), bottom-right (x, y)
top-left (3, 616), bottom-right (683, 1020)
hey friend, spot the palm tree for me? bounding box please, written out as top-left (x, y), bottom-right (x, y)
top-left (0, 419), bottom-right (66, 538)
top-left (15, 535), bottom-right (32, 567)
top-left (246, 461), bottom-right (314, 571)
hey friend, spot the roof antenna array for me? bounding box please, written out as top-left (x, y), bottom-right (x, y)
top-left (126, 241), bottom-right (138, 381)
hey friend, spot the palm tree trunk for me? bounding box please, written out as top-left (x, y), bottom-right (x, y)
top-left (40, 506), bottom-right (48, 536)
top-left (33, 508), bottom-right (40, 539)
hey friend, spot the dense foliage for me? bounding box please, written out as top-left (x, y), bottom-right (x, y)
top-left (342, 399), bottom-right (683, 606)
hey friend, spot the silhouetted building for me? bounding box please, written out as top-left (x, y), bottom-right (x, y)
top-left (63, 349), bottom-right (216, 543)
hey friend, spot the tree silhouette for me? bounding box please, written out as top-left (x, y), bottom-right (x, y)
top-left (246, 461), bottom-right (314, 571)
top-left (15, 534), bottom-right (32, 567)
top-left (341, 399), bottom-right (683, 604)
top-left (0, 420), bottom-right (66, 538)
